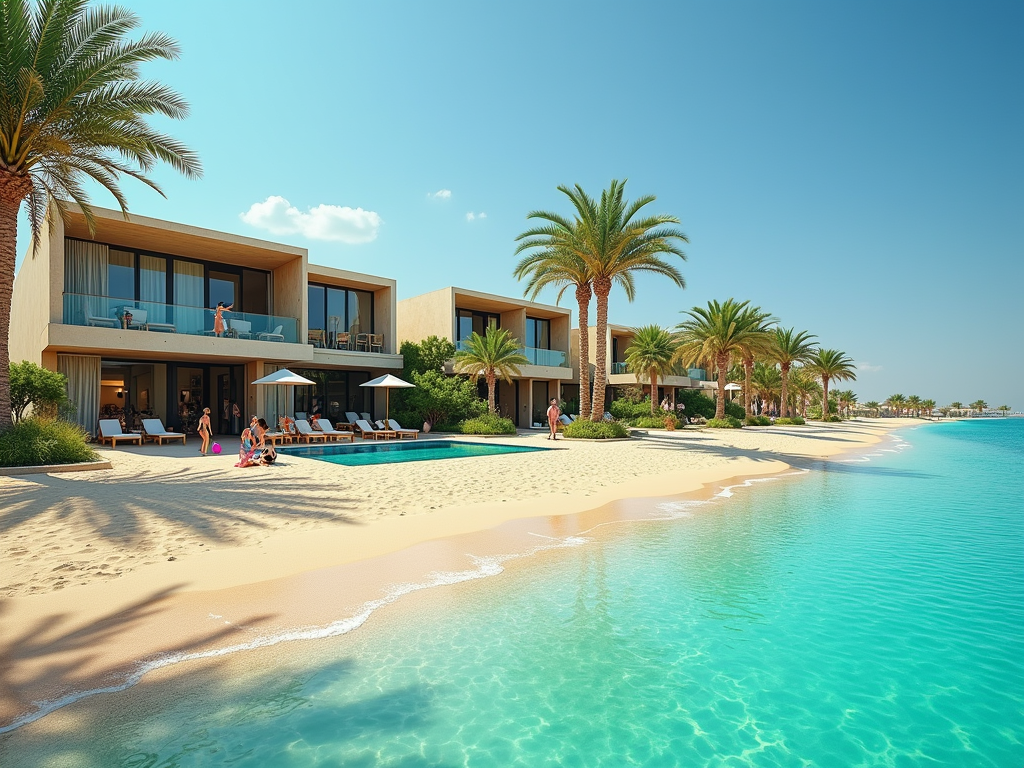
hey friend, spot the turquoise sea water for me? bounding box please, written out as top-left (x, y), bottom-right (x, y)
top-left (280, 439), bottom-right (545, 466)
top-left (3, 420), bottom-right (1022, 766)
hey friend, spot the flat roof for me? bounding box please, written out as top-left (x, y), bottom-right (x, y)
top-left (451, 287), bottom-right (570, 319)
top-left (308, 263), bottom-right (395, 291)
top-left (63, 205), bottom-right (306, 270)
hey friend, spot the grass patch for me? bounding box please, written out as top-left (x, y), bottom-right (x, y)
top-left (460, 413), bottom-right (516, 435)
top-left (562, 420), bottom-right (630, 439)
top-left (706, 416), bottom-right (743, 429)
top-left (0, 418), bottom-right (99, 467)
top-left (744, 415), bottom-right (772, 426)
top-left (774, 416), bottom-right (805, 425)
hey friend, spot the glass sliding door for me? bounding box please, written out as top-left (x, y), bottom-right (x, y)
top-left (242, 269), bottom-right (269, 315)
top-left (108, 249), bottom-right (136, 300)
top-left (173, 259), bottom-right (205, 334)
top-left (208, 270), bottom-right (239, 310)
top-left (140, 254), bottom-right (167, 323)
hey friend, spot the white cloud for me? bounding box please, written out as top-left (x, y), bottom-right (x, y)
top-left (465, 211), bottom-right (486, 221)
top-left (240, 196), bottom-right (381, 244)
top-left (428, 189), bottom-right (452, 199)
top-left (856, 361), bottom-right (883, 372)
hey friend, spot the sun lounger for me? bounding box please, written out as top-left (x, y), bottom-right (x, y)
top-left (97, 419), bottom-right (143, 448)
top-left (558, 415), bottom-right (572, 426)
top-left (141, 419), bottom-right (186, 445)
top-left (387, 419), bottom-right (419, 439)
top-left (359, 412), bottom-right (372, 423)
top-left (314, 420), bottom-right (355, 442)
top-left (355, 419), bottom-right (395, 440)
top-left (293, 419), bottom-right (328, 443)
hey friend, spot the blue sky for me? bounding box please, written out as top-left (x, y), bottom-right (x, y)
top-left (18, 1), bottom-right (1024, 407)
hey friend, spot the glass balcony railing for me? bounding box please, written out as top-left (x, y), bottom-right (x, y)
top-left (611, 362), bottom-right (629, 375)
top-left (62, 293), bottom-right (299, 343)
top-left (455, 340), bottom-right (570, 368)
top-left (687, 368), bottom-right (707, 381)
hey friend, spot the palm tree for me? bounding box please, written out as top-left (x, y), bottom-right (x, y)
top-left (906, 395), bottom-right (922, 418)
top-left (806, 349), bottom-right (856, 420)
top-left (922, 399), bottom-right (936, 418)
top-left (0, 0), bottom-right (201, 430)
top-left (770, 328), bottom-right (817, 418)
top-left (737, 305), bottom-right (776, 419)
top-left (750, 363), bottom-right (782, 416)
top-left (950, 401), bottom-right (963, 410)
top-left (523, 181), bottom-right (687, 420)
top-left (885, 393), bottom-right (906, 418)
top-left (514, 235), bottom-right (593, 420)
top-left (675, 299), bottom-right (765, 420)
top-left (789, 366), bottom-right (820, 418)
top-left (836, 389), bottom-right (857, 418)
top-left (970, 399), bottom-right (988, 414)
top-left (997, 405), bottom-right (1011, 416)
top-left (623, 325), bottom-right (678, 415)
top-left (864, 400), bottom-right (881, 417)
top-left (452, 329), bottom-right (529, 414)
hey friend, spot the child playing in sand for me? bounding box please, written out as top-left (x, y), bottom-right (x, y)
top-left (198, 407), bottom-right (212, 455)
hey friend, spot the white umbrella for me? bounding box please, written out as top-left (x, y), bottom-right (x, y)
top-left (251, 369), bottom-right (315, 423)
top-left (724, 382), bottom-right (742, 401)
top-left (360, 373), bottom-right (415, 424)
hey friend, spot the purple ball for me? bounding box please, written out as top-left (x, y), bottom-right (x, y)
top-left (212, 442), bottom-right (222, 454)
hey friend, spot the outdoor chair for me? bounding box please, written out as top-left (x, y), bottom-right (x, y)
top-left (97, 419), bottom-right (143, 448)
top-left (370, 334), bottom-right (384, 353)
top-left (355, 419), bottom-right (395, 440)
top-left (142, 419), bottom-right (186, 445)
top-left (227, 319), bottom-right (252, 339)
top-left (314, 419), bottom-right (355, 442)
top-left (293, 419), bottom-right (328, 443)
top-left (257, 324), bottom-right (285, 342)
top-left (387, 419), bottom-right (419, 439)
top-left (86, 312), bottom-right (118, 328)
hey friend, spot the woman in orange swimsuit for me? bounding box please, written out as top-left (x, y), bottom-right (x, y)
top-left (213, 301), bottom-right (233, 337)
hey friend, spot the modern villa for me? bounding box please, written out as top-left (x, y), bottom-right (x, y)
top-left (570, 325), bottom-right (716, 408)
top-left (397, 287), bottom-right (574, 428)
top-left (9, 206), bottom-right (402, 436)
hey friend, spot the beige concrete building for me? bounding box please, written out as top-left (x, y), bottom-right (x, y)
top-left (397, 287), bottom-right (573, 428)
top-left (569, 325), bottom-right (715, 409)
top-left (10, 206), bottom-right (401, 436)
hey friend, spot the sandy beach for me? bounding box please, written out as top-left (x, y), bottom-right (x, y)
top-left (0, 419), bottom-right (923, 729)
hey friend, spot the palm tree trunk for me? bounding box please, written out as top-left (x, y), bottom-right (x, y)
top-left (715, 352), bottom-right (729, 420)
top-left (821, 376), bottom-right (830, 420)
top-left (780, 363), bottom-right (790, 418)
top-left (743, 355), bottom-right (753, 418)
top-left (575, 283), bottom-right (592, 419)
top-left (650, 369), bottom-right (658, 415)
top-left (0, 180), bottom-right (28, 431)
top-left (590, 277), bottom-right (611, 421)
top-left (486, 372), bottom-right (496, 413)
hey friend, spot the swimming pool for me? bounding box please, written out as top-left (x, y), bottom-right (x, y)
top-left (279, 439), bottom-right (546, 466)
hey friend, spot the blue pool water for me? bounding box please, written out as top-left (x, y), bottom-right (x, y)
top-left (280, 439), bottom-right (545, 466)
top-left (3, 420), bottom-right (1022, 766)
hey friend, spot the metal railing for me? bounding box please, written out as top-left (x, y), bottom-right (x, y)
top-left (611, 362), bottom-right (629, 374)
top-left (687, 368), bottom-right (707, 381)
top-left (455, 339), bottom-right (570, 368)
top-left (63, 293), bottom-right (299, 343)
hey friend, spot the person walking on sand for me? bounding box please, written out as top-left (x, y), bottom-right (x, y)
top-left (198, 407), bottom-right (213, 455)
top-left (212, 301), bottom-right (233, 337)
top-left (546, 398), bottom-right (561, 440)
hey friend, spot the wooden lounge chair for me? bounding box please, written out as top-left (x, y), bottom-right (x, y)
top-left (356, 419), bottom-right (394, 440)
top-left (387, 419), bottom-right (419, 439)
top-left (293, 419), bottom-right (328, 443)
top-left (97, 419), bottom-right (143, 448)
top-left (313, 419), bottom-right (355, 442)
top-left (142, 419), bottom-right (186, 445)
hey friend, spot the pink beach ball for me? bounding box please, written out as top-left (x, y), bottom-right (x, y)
top-left (212, 442), bottom-right (222, 454)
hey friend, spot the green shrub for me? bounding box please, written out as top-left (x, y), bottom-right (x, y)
top-left (790, 415), bottom-right (806, 425)
top-left (724, 400), bottom-right (746, 420)
top-left (460, 413), bottom-right (516, 435)
top-left (706, 416), bottom-right (743, 429)
top-left (826, 414), bottom-right (843, 422)
top-left (10, 361), bottom-right (69, 422)
top-left (391, 369), bottom-right (485, 429)
top-left (745, 415), bottom-right (771, 426)
top-left (608, 398), bottom-right (651, 421)
top-left (0, 418), bottom-right (99, 467)
top-left (677, 389), bottom-right (716, 420)
top-left (634, 415), bottom-right (682, 429)
top-left (562, 420), bottom-right (629, 439)
top-left (774, 416), bottom-right (806, 425)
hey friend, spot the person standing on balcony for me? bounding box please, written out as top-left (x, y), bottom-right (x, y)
top-left (213, 301), bottom-right (233, 337)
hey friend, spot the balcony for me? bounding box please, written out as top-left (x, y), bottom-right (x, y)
top-left (455, 340), bottom-right (569, 368)
top-left (63, 293), bottom-right (299, 343)
top-left (611, 361), bottom-right (629, 375)
top-left (687, 368), bottom-right (707, 381)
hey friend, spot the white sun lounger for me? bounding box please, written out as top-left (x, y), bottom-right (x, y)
top-left (313, 419), bottom-right (354, 442)
top-left (387, 419), bottom-right (419, 439)
top-left (142, 418), bottom-right (186, 445)
top-left (356, 419), bottom-right (394, 440)
top-left (293, 419), bottom-right (328, 443)
top-left (97, 419), bottom-right (143, 447)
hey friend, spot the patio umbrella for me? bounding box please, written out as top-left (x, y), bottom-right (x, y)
top-left (251, 368), bottom-right (315, 422)
top-left (724, 382), bottom-right (742, 401)
top-left (360, 373), bottom-right (415, 425)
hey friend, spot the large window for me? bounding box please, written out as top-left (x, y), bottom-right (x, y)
top-left (525, 317), bottom-right (550, 349)
top-left (456, 309), bottom-right (500, 342)
top-left (307, 284), bottom-right (374, 336)
top-left (293, 369), bottom-right (373, 424)
top-left (108, 249), bottom-right (135, 299)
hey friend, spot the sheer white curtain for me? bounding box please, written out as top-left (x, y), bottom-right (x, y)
top-left (58, 354), bottom-right (101, 436)
top-left (173, 260), bottom-right (205, 334)
top-left (64, 241), bottom-right (109, 322)
top-left (140, 255), bottom-right (167, 324)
